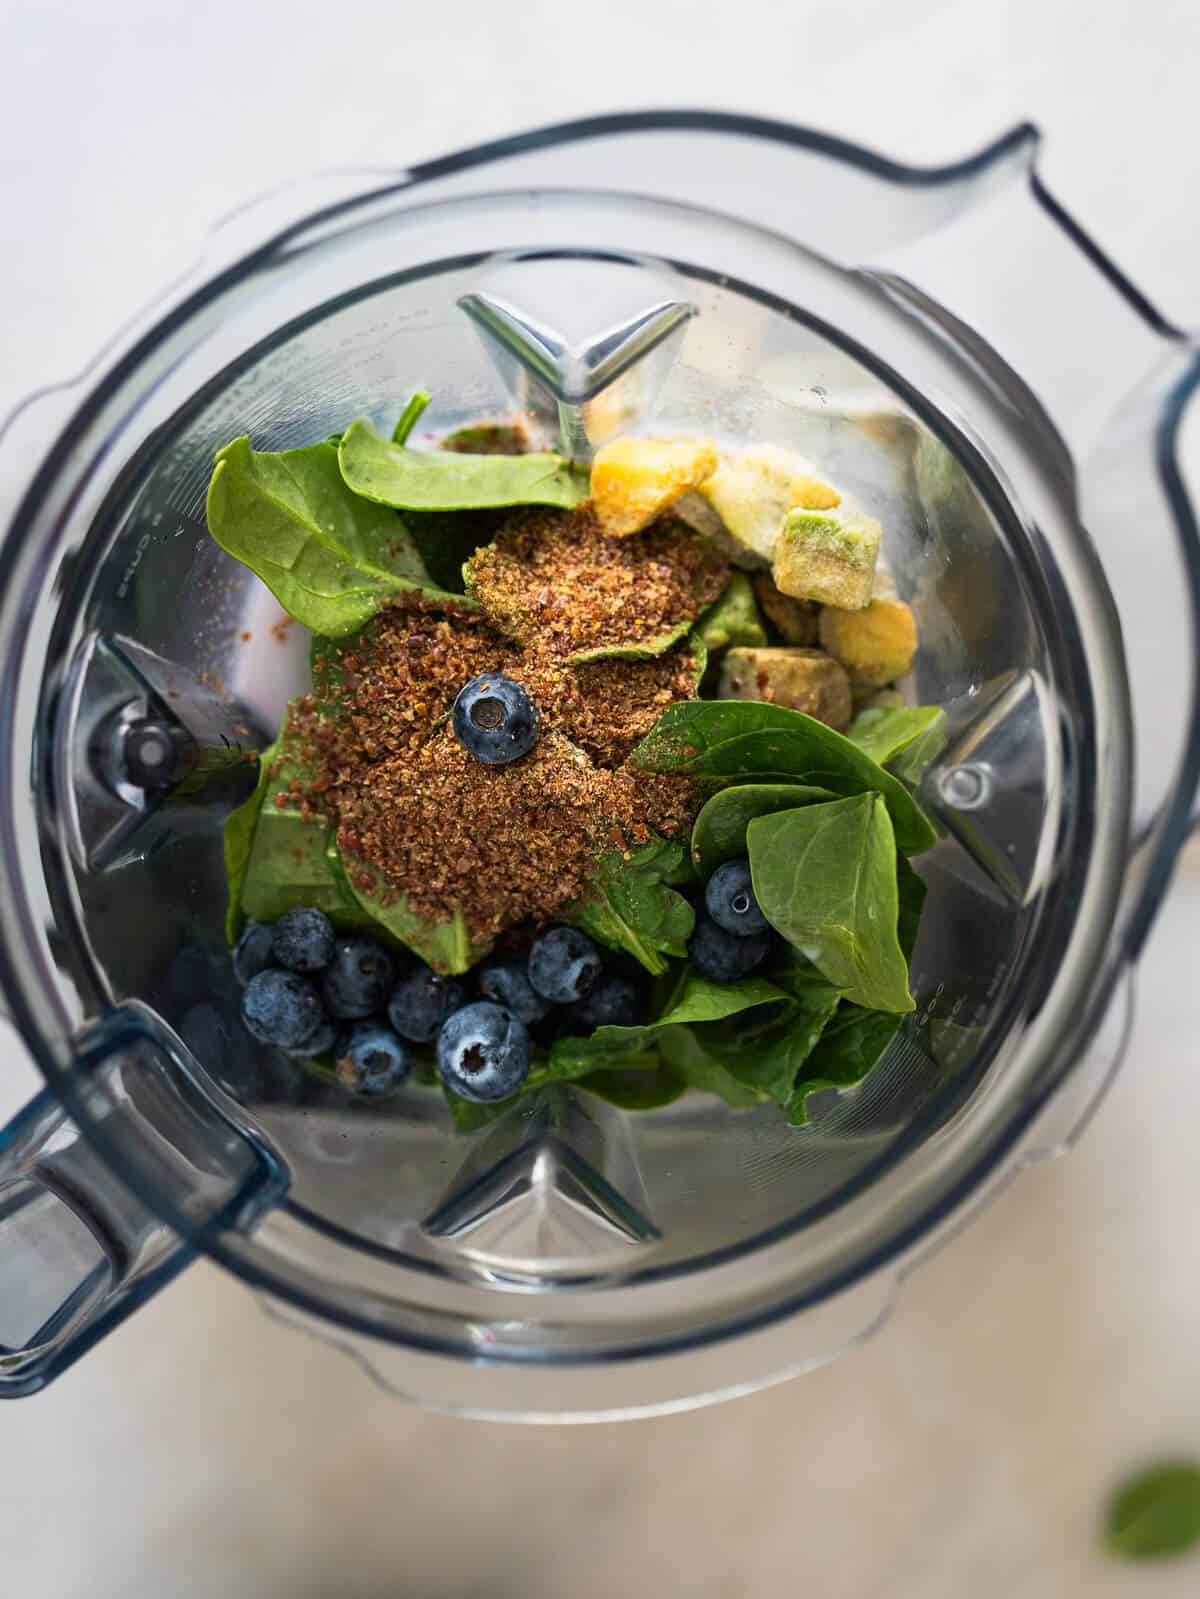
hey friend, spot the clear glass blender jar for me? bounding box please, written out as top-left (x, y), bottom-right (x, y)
top-left (0, 113), bottom-right (1196, 1419)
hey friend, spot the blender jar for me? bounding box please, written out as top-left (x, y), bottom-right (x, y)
top-left (0, 113), bottom-right (1196, 1419)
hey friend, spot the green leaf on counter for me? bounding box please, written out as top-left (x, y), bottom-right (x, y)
top-left (690, 781), bottom-right (836, 877)
top-left (630, 700), bottom-right (937, 855)
top-left (566, 836), bottom-right (696, 976)
top-left (206, 437), bottom-right (457, 638)
top-left (694, 572), bottom-right (768, 652)
top-left (338, 418), bottom-right (588, 512)
top-left (847, 704), bottom-right (946, 772)
top-left (747, 795), bottom-right (914, 1013)
top-left (1104, 1462), bottom-right (1200, 1562)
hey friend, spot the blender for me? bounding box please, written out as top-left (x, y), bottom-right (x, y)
top-left (0, 112), bottom-right (1196, 1419)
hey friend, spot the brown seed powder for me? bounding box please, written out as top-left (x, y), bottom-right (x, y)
top-left (465, 503), bottom-right (729, 658)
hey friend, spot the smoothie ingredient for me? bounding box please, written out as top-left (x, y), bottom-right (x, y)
top-left (528, 926), bottom-right (603, 1005)
top-left (694, 573), bottom-right (769, 652)
top-left (436, 1001), bottom-right (532, 1103)
top-left (590, 435), bottom-right (718, 536)
top-left (846, 704), bottom-right (946, 769)
top-left (688, 914), bottom-right (772, 983)
top-left (440, 420), bottom-right (531, 456)
top-left (270, 907), bottom-right (336, 974)
top-left (476, 957), bottom-right (552, 1025)
top-left (338, 418), bottom-right (586, 512)
top-left (564, 971), bottom-right (642, 1031)
top-left (1104, 1462), bottom-right (1200, 1562)
top-left (684, 444), bottom-right (820, 566)
top-left (819, 594), bottom-right (919, 688)
top-left (387, 966), bottom-right (469, 1043)
top-left (690, 783), bottom-right (836, 877)
top-left (334, 1023), bottom-right (412, 1097)
top-left (241, 968), bottom-right (325, 1049)
top-left (450, 672), bottom-right (541, 765)
top-left (704, 859), bottom-right (769, 938)
top-left (206, 437), bottom-right (452, 639)
top-left (463, 504), bottom-right (727, 660)
top-left (717, 644), bottom-right (852, 730)
top-left (746, 794), bottom-right (913, 1013)
top-left (565, 836), bottom-right (695, 976)
top-left (321, 936), bottom-right (396, 1020)
top-left (232, 920), bottom-right (275, 986)
top-left (752, 572), bottom-right (819, 644)
top-left (773, 507), bottom-right (882, 609)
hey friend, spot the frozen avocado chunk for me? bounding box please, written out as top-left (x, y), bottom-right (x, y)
top-left (590, 435), bottom-right (718, 537)
top-left (677, 445), bottom-right (817, 567)
top-left (696, 573), bottom-right (768, 651)
top-left (819, 596), bottom-right (918, 689)
top-left (717, 645), bottom-right (852, 731)
top-left (772, 507), bottom-right (881, 609)
top-left (752, 572), bottom-right (819, 645)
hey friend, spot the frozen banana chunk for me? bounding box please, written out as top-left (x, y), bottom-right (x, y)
top-left (818, 596), bottom-right (918, 689)
top-left (789, 473), bottom-right (841, 511)
top-left (718, 645), bottom-right (852, 731)
top-left (772, 508), bottom-right (881, 609)
top-left (677, 445), bottom-right (816, 566)
top-left (752, 572), bottom-right (819, 645)
top-left (590, 435), bottom-right (718, 537)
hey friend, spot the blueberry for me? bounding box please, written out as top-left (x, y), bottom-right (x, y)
top-left (387, 965), bottom-right (468, 1043)
top-left (565, 972), bottom-right (642, 1031)
top-left (270, 907), bottom-right (336, 973)
top-left (334, 1023), bottom-right (411, 1096)
top-left (705, 860), bottom-right (770, 938)
top-left (241, 968), bottom-right (325, 1048)
top-left (321, 937), bottom-right (395, 1019)
top-left (528, 926), bottom-right (602, 1005)
top-left (437, 1001), bottom-right (531, 1103)
top-left (284, 1014), bottom-right (337, 1060)
top-left (233, 920), bottom-right (277, 985)
top-left (477, 957), bottom-right (551, 1024)
top-left (451, 672), bottom-right (540, 765)
top-left (688, 914), bottom-right (772, 983)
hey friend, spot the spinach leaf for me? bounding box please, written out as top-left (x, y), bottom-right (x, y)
top-left (630, 701), bottom-right (937, 855)
top-left (747, 795), bottom-right (914, 1013)
top-left (786, 1003), bottom-right (905, 1125)
top-left (847, 704), bottom-right (946, 771)
top-left (339, 847), bottom-right (492, 975)
top-left (691, 782), bottom-right (836, 877)
top-left (549, 970), bottom-right (790, 1074)
top-left (577, 1065), bottom-right (689, 1111)
top-left (694, 572), bottom-right (767, 652)
top-left (206, 437), bottom-right (456, 638)
top-left (896, 855), bottom-right (927, 963)
top-left (228, 711), bottom-right (366, 938)
top-left (338, 419), bottom-right (587, 511)
top-left (223, 740), bottom-right (276, 943)
top-left (650, 967), bottom-right (841, 1111)
top-left (567, 618), bottom-right (692, 666)
top-left (566, 837), bottom-right (696, 975)
top-left (392, 390), bottom-right (431, 445)
top-left (442, 1050), bottom-right (657, 1133)
top-left (1104, 1462), bottom-right (1200, 1561)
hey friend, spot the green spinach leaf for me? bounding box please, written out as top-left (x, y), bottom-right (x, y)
top-left (847, 704), bottom-right (947, 772)
top-left (339, 847), bottom-right (492, 975)
top-left (338, 419), bottom-right (587, 511)
top-left (694, 572), bottom-right (767, 652)
top-left (206, 437), bottom-right (457, 638)
top-left (747, 795), bottom-right (914, 1013)
top-left (392, 390), bottom-right (431, 445)
top-left (567, 619), bottom-right (692, 666)
top-left (786, 1003), bottom-right (905, 1124)
top-left (630, 700), bottom-right (937, 855)
top-left (577, 1065), bottom-right (689, 1111)
top-left (228, 711), bottom-right (366, 938)
top-left (1104, 1462), bottom-right (1200, 1562)
top-left (896, 855), bottom-right (927, 963)
top-left (566, 837), bottom-right (696, 975)
top-left (691, 782), bottom-right (836, 877)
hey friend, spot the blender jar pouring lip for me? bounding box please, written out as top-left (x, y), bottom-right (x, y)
top-left (0, 112), bottom-right (1195, 1416)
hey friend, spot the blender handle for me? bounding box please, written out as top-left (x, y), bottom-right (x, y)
top-left (0, 1086), bottom-right (193, 1397)
top-left (0, 1006), bottom-right (286, 1396)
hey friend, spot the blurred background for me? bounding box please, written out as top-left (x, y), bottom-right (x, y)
top-left (2, 1), bottom-right (1199, 1593)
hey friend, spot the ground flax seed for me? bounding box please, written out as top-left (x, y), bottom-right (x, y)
top-left (283, 506), bottom-right (725, 941)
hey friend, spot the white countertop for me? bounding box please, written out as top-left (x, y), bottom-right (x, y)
top-left (2, 1), bottom-right (1199, 1593)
